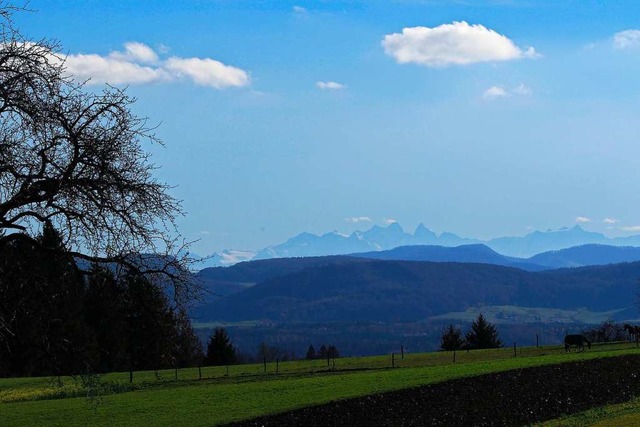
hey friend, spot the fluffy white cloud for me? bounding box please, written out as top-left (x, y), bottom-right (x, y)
top-left (316, 81), bottom-right (346, 90)
top-left (383, 218), bottom-right (398, 225)
top-left (64, 54), bottom-right (170, 85)
top-left (613, 30), bottom-right (640, 49)
top-left (621, 225), bottom-right (640, 232)
top-left (576, 216), bottom-right (591, 224)
top-left (110, 41), bottom-right (159, 64)
top-left (603, 218), bottom-right (619, 224)
top-left (483, 86), bottom-right (508, 99)
top-left (344, 216), bottom-right (372, 223)
top-left (59, 42), bottom-right (250, 89)
top-left (165, 57), bottom-right (250, 89)
top-left (382, 21), bottom-right (538, 67)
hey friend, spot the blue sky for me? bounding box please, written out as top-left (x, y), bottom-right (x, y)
top-left (15, 1), bottom-right (640, 254)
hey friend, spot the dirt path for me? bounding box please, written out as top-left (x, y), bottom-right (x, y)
top-left (227, 354), bottom-right (640, 426)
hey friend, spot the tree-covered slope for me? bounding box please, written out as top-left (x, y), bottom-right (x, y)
top-left (194, 260), bottom-right (640, 323)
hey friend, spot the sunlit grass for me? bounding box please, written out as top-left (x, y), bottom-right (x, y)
top-left (537, 396), bottom-right (640, 426)
top-left (2, 341), bottom-right (640, 426)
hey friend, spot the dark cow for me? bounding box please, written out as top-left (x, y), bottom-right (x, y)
top-left (564, 334), bottom-right (591, 352)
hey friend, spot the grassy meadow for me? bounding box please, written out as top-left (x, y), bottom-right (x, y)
top-left (3, 341), bottom-right (640, 426)
top-left (537, 396), bottom-right (640, 427)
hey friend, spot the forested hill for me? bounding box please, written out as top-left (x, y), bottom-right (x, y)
top-left (195, 255), bottom-right (367, 297)
top-left (197, 255), bottom-right (362, 283)
top-left (193, 260), bottom-right (640, 323)
top-left (529, 244), bottom-right (640, 269)
top-left (350, 244), bottom-right (544, 271)
top-left (197, 244), bottom-right (640, 295)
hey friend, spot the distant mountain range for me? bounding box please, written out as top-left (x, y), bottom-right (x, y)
top-left (193, 258), bottom-right (640, 324)
top-left (195, 243), bottom-right (640, 301)
top-left (353, 243), bottom-right (640, 271)
top-left (198, 223), bottom-right (640, 267)
top-left (191, 246), bottom-right (640, 355)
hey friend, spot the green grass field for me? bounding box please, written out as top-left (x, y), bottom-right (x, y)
top-left (428, 305), bottom-right (631, 324)
top-left (537, 396), bottom-right (640, 426)
top-left (3, 342), bottom-right (640, 426)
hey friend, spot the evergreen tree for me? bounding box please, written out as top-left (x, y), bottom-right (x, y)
top-left (0, 237), bottom-right (41, 376)
top-left (123, 270), bottom-right (176, 371)
top-left (439, 324), bottom-right (464, 351)
top-left (1, 233), bottom-right (201, 376)
top-left (84, 265), bottom-right (128, 372)
top-left (37, 223), bottom-right (90, 375)
top-left (465, 314), bottom-right (502, 349)
top-left (205, 328), bottom-right (237, 366)
top-left (305, 345), bottom-right (316, 360)
top-left (0, 224), bottom-right (89, 376)
top-left (318, 344), bottom-right (328, 359)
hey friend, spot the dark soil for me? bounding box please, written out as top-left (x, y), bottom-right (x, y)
top-left (227, 354), bottom-right (640, 426)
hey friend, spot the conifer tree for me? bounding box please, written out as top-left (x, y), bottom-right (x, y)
top-left (205, 328), bottom-right (237, 366)
top-left (439, 324), bottom-right (464, 351)
top-left (465, 314), bottom-right (502, 349)
top-left (305, 345), bottom-right (316, 360)
top-left (318, 344), bottom-right (328, 359)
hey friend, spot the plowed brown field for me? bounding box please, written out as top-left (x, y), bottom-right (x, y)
top-left (228, 354), bottom-right (640, 426)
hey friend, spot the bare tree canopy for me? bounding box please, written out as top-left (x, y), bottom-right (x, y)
top-left (0, 5), bottom-right (195, 302)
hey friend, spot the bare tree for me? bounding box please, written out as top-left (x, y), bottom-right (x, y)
top-left (0, 6), bottom-right (197, 304)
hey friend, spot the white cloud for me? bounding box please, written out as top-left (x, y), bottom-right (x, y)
top-left (603, 218), bottom-right (619, 224)
top-left (344, 216), bottom-right (372, 224)
top-left (575, 216), bottom-right (591, 224)
top-left (63, 54), bottom-right (170, 85)
top-left (483, 83), bottom-right (532, 100)
top-left (59, 42), bottom-right (250, 89)
top-left (382, 21), bottom-right (538, 67)
top-left (383, 218), bottom-right (398, 225)
top-left (613, 30), bottom-right (640, 49)
top-left (621, 225), bottom-right (640, 232)
top-left (110, 41), bottom-right (159, 64)
top-left (483, 86), bottom-right (508, 99)
top-left (513, 83), bottom-right (532, 95)
top-left (157, 44), bottom-right (171, 54)
top-left (293, 6), bottom-right (307, 14)
top-left (165, 57), bottom-right (250, 89)
top-left (316, 81), bottom-right (346, 90)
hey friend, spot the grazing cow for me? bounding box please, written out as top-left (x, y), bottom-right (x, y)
top-left (564, 334), bottom-right (591, 352)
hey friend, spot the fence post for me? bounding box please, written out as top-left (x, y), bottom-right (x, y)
top-left (276, 358), bottom-right (279, 374)
top-left (453, 349), bottom-right (456, 363)
top-left (401, 345), bottom-right (404, 359)
top-left (175, 367), bottom-right (178, 381)
top-left (392, 353), bottom-right (395, 368)
top-left (536, 334), bottom-right (539, 348)
top-left (513, 342), bottom-right (517, 357)
top-left (263, 356), bottom-right (267, 373)
top-left (198, 365), bottom-right (202, 380)
top-left (226, 365), bottom-right (229, 376)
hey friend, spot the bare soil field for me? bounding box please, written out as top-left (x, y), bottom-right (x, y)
top-left (229, 354), bottom-right (640, 426)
